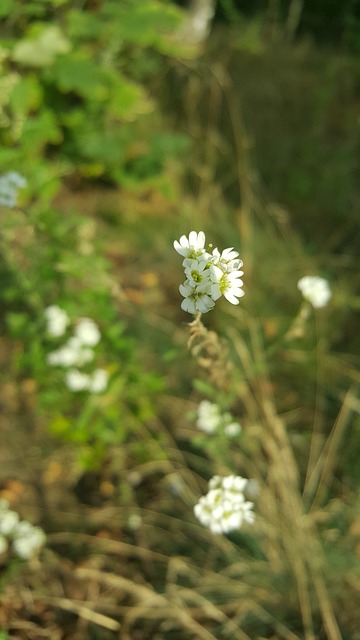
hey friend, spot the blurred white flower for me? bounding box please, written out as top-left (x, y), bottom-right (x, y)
top-left (44, 305), bottom-right (69, 338)
top-left (196, 400), bottom-right (222, 433)
top-left (224, 421), bottom-right (241, 437)
top-left (297, 276), bottom-right (332, 309)
top-left (174, 230), bottom-right (206, 258)
top-left (0, 171), bottom-right (27, 207)
top-left (65, 369), bottom-right (90, 392)
top-left (196, 402), bottom-right (242, 437)
top-left (47, 336), bottom-right (94, 368)
top-left (88, 368), bottom-right (109, 393)
top-left (194, 474), bottom-right (254, 535)
top-left (13, 521), bottom-right (46, 559)
top-left (0, 509), bottom-right (19, 535)
top-left (74, 318), bottom-right (101, 346)
top-left (0, 535), bottom-right (8, 555)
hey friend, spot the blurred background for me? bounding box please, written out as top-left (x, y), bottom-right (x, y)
top-left (0, 1), bottom-right (359, 639)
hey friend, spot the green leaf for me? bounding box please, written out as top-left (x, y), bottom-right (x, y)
top-left (0, 0), bottom-right (13, 18)
top-left (108, 75), bottom-right (153, 120)
top-left (10, 74), bottom-right (43, 113)
top-left (21, 109), bottom-right (62, 150)
top-left (11, 25), bottom-right (71, 67)
top-left (49, 54), bottom-right (108, 99)
top-left (6, 312), bottom-right (29, 337)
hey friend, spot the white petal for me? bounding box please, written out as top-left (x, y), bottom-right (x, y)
top-left (224, 292), bottom-right (240, 304)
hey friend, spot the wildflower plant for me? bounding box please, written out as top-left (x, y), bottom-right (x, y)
top-left (194, 475), bottom-right (255, 535)
top-left (174, 231), bottom-right (244, 315)
top-left (0, 500), bottom-right (45, 560)
top-left (45, 308), bottom-right (108, 394)
top-left (196, 400), bottom-right (241, 437)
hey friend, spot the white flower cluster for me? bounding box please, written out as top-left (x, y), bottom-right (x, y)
top-left (196, 400), bottom-right (241, 437)
top-left (297, 276), bottom-right (332, 309)
top-left (194, 475), bottom-right (255, 535)
top-left (174, 231), bottom-right (244, 314)
top-left (0, 171), bottom-right (27, 207)
top-left (44, 304), bottom-right (70, 338)
top-left (45, 306), bottom-right (109, 393)
top-left (0, 499), bottom-right (46, 560)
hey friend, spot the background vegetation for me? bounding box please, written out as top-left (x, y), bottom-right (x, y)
top-left (0, 0), bottom-right (359, 638)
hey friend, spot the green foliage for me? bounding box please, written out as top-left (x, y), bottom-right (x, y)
top-left (0, 198), bottom-right (164, 469)
top-left (0, 0), bottom-right (189, 199)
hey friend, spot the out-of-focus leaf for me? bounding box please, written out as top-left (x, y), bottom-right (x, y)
top-left (10, 74), bottom-right (43, 113)
top-left (11, 25), bottom-right (71, 67)
top-left (0, 0), bottom-right (13, 18)
top-left (49, 54), bottom-right (108, 99)
top-left (108, 75), bottom-right (153, 120)
top-left (21, 109), bottom-right (62, 150)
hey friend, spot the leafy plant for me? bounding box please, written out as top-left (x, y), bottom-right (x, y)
top-left (0, 0), bottom-right (189, 202)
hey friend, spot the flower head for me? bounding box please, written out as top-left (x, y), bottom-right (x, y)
top-left (44, 305), bottom-right (69, 338)
top-left (196, 401), bottom-right (241, 437)
top-left (196, 400), bottom-right (222, 434)
top-left (74, 318), bottom-right (101, 346)
top-left (174, 231), bottom-right (206, 258)
top-left (297, 276), bottom-right (332, 309)
top-left (179, 281), bottom-right (215, 314)
top-left (183, 258), bottom-right (211, 290)
top-left (210, 265), bottom-right (244, 305)
top-left (194, 474), bottom-right (255, 535)
top-left (0, 502), bottom-right (46, 560)
top-left (88, 368), bottom-right (109, 393)
top-left (174, 231), bottom-right (245, 315)
top-left (12, 521), bottom-right (46, 559)
top-left (0, 509), bottom-right (19, 536)
top-left (65, 369), bottom-right (91, 392)
top-left (47, 336), bottom-right (94, 368)
top-left (0, 171), bottom-right (27, 208)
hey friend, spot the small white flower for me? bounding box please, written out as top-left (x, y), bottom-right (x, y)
top-left (0, 535), bottom-right (8, 555)
top-left (0, 171), bottom-right (27, 207)
top-left (183, 258), bottom-right (211, 290)
top-left (212, 247), bottom-right (243, 273)
top-left (88, 368), bottom-right (109, 393)
top-left (65, 369), bottom-right (90, 392)
top-left (210, 265), bottom-right (244, 305)
top-left (174, 231), bottom-right (206, 258)
top-left (297, 276), bottom-right (332, 309)
top-left (194, 474), bottom-right (254, 535)
top-left (179, 281), bottom-right (215, 314)
top-left (209, 474), bottom-right (247, 493)
top-left (74, 318), bottom-right (101, 346)
top-left (44, 305), bottom-right (69, 338)
top-left (13, 522), bottom-right (46, 559)
top-left (0, 509), bottom-right (19, 535)
top-left (196, 400), bottom-right (222, 433)
top-left (47, 337), bottom-right (94, 368)
top-left (224, 421), bottom-right (241, 437)
top-left (66, 336), bottom-right (94, 365)
top-left (4, 171), bottom-right (27, 188)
